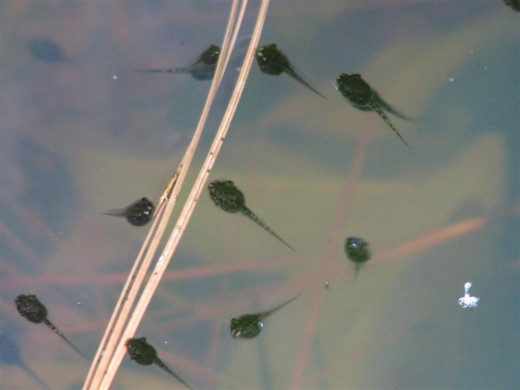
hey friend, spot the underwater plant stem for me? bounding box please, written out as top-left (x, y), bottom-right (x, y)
top-left (95, 1), bottom-right (269, 389)
top-left (83, 196), bottom-right (170, 389)
top-left (84, 1), bottom-right (248, 389)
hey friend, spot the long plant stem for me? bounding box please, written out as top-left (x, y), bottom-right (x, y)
top-left (98, 1), bottom-right (269, 388)
top-left (82, 1), bottom-right (250, 388)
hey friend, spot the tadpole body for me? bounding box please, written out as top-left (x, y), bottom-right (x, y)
top-left (345, 237), bottom-right (371, 278)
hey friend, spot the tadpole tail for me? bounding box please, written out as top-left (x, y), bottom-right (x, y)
top-left (353, 263), bottom-right (362, 280)
top-left (153, 358), bottom-right (194, 390)
top-left (134, 67), bottom-right (185, 74)
top-left (43, 319), bottom-right (87, 360)
top-left (259, 293), bottom-right (302, 321)
top-left (370, 103), bottom-right (411, 150)
top-left (102, 208), bottom-right (125, 217)
top-left (373, 91), bottom-right (414, 122)
top-left (284, 67), bottom-right (327, 100)
top-left (241, 206), bottom-right (296, 252)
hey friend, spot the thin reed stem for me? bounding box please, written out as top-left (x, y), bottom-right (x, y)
top-left (83, 1), bottom-right (250, 388)
top-left (97, 1), bottom-right (269, 388)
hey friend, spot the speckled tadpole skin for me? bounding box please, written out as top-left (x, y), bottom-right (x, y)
top-left (135, 44), bottom-right (220, 80)
top-left (208, 179), bottom-right (295, 251)
top-left (345, 237), bottom-right (371, 278)
top-left (230, 294), bottom-right (301, 339)
top-left (15, 294), bottom-right (87, 359)
top-left (103, 197), bottom-right (155, 226)
top-left (255, 43), bottom-right (326, 99)
top-left (335, 73), bottom-right (411, 149)
top-left (126, 337), bottom-right (194, 389)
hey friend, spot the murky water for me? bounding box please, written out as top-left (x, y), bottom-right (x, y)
top-left (1, 1), bottom-right (518, 389)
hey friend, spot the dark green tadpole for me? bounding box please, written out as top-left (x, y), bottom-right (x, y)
top-left (255, 43), bottom-right (326, 99)
top-left (230, 294), bottom-right (301, 339)
top-left (344, 237), bottom-right (371, 278)
top-left (15, 294), bottom-right (87, 359)
top-left (208, 179), bottom-right (295, 252)
top-left (504, 0), bottom-right (519, 12)
top-left (103, 197), bottom-right (155, 226)
top-left (135, 44), bottom-right (220, 80)
top-left (335, 73), bottom-right (412, 149)
top-left (125, 337), bottom-right (194, 389)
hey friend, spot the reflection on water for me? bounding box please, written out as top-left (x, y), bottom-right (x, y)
top-left (0, 1), bottom-right (518, 389)
top-left (0, 334), bottom-right (50, 390)
top-left (134, 44), bottom-right (221, 81)
top-left (28, 38), bottom-right (70, 64)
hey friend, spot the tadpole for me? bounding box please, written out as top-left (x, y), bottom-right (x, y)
top-left (135, 44), bottom-right (220, 80)
top-left (208, 179), bottom-right (295, 251)
top-left (126, 337), bottom-right (193, 389)
top-left (14, 294), bottom-right (87, 359)
top-left (504, 0), bottom-right (520, 12)
top-left (103, 197), bottom-right (155, 226)
top-left (230, 294), bottom-right (301, 339)
top-left (255, 43), bottom-right (326, 99)
top-left (345, 237), bottom-right (371, 278)
top-left (336, 73), bottom-right (412, 149)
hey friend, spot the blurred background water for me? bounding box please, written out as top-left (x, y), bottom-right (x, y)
top-left (0, 1), bottom-right (518, 389)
